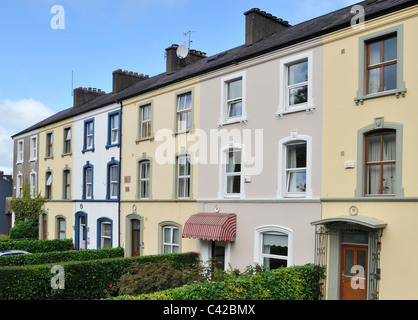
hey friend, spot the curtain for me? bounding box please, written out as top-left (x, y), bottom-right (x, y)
top-left (286, 144), bottom-right (307, 193)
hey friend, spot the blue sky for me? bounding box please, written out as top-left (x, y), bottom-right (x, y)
top-left (0, 0), bottom-right (358, 174)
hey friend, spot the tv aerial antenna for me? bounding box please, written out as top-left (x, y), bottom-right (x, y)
top-left (183, 29), bottom-right (198, 49)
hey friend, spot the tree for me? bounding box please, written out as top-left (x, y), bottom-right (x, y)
top-left (10, 182), bottom-right (47, 226)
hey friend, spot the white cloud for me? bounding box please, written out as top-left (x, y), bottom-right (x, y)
top-left (0, 98), bottom-right (54, 175)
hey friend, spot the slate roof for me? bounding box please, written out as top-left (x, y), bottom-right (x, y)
top-left (12, 0), bottom-right (417, 138)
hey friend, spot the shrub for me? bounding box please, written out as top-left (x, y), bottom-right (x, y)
top-left (115, 259), bottom-right (202, 296)
top-left (9, 221), bottom-right (38, 240)
top-left (112, 264), bottom-right (324, 301)
top-left (0, 238), bottom-right (74, 253)
top-left (0, 247), bottom-right (124, 266)
top-left (0, 252), bottom-right (199, 300)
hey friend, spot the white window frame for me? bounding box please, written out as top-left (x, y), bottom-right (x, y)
top-left (277, 51), bottom-right (314, 117)
top-left (16, 172), bottom-right (23, 198)
top-left (219, 143), bottom-right (245, 199)
top-left (86, 121), bottom-right (94, 149)
top-left (85, 167), bottom-right (93, 199)
top-left (30, 170), bottom-right (37, 198)
top-left (110, 113), bottom-right (119, 145)
top-left (176, 92), bottom-right (192, 132)
top-left (17, 140), bottom-right (24, 164)
top-left (30, 136), bottom-right (37, 162)
top-left (219, 72), bottom-right (247, 126)
top-left (110, 165), bottom-right (118, 199)
top-left (177, 155), bottom-right (191, 199)
top-left (140, 104), bottom-right (152, 139)
top-left (254, 225), bottom-right (293, 269)
top-left (162, 225), bottom-right (180, 253)
top-left (277, 131), bottom-right (312, 198)
top-left (101, 221), bottom-right (112, 248)
top-left (139, 160), bottom-right (150, 199)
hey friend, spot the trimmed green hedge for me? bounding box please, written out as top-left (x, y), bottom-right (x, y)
top-left (0, 247), bottom-right (124, 266)
top-left (0, 239), bottom-right (73, 253)
top-left (111, 264), bottom-right (324, 301)
top-left (0, 252), bottom-right (199, 300)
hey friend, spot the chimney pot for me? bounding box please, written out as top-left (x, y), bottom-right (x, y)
top-left (244, 8), bottom-right (291, 46)
top-left (73, 86), bottom-right (105, 108)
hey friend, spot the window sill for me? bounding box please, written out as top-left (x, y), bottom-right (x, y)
top-left (82, 148), bottom-right (95, 154)
top-left (136, 136), bottom-right (154, 143)
top-left (276, 105), bottom-right (315, 119)
top-left (354, 87), bottom-right (406, 105)
top-left (105, 144), bottom-right (120, 150)
top-left (218, 118), bottom-right (247, 127)
top-left (44, 156), bottom-right (54, 160)
top-left (61, 152), bottom-right (72, 157)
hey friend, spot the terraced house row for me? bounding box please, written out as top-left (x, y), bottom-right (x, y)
top-left (10, 0), bottom-right (418, 299)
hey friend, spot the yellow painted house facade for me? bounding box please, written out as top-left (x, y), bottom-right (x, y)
top-left (313, 3), bottom-right (418, 300)
top-left (38, 117), bottom-right (74, 241)
top-left (119, 76), bottom-right (200, 257)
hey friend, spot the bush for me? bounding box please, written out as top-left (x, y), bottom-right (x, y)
top-left (0, 238), bottom-right (74, 253)
top-left (112, 264), bottom-right (324, 301)
top-left (0, 252), bottom-right (199, 300)
top-left (9, 221), bottom-right (38, 240)
top-left (0, 247), bottom-right (124, 266)
top-left (115, 259), bottom-right (202, 296)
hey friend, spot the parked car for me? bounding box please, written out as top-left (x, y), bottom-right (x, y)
top-left (0, 250), bottom-right (30, 256)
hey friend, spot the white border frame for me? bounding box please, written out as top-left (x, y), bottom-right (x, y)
top-left (277, 51), bottom-right (314, 117)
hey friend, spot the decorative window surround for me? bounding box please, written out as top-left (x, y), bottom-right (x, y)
top-left (97, 217), bottom-right (113, 248)
top-left (254, 225), bottom-right (293, 269)
top-left (354, 25), bottom-right (406, 105)
top-left (29, 135), bottom-right (37, 162)
top-left (17, 140), bottom-right (24, 164)
top-left (82, 118), bottom-right (95, 153)
top-left (218, 72), bottom-right (247, 127)
top-left (106, 110), bottom-right (121, 149)
top-left (277, 51), bottom-right (314, 118)
top-left (277, 130), bottom-right (313, 198)
top-left (30, 170), bottom-right (37, 198)
top-left (158, 221), bottom-right (182, 254)
top-left (82, 161), bottom-right (94, 200)
top-left (355, 118), bottom-right (404, 197)
top-left (137, 101), bottom-right (154, 142)
top-left (218, 143), bottom-right (245, 199)
top-left (174, 88), bottom-right (195, 134)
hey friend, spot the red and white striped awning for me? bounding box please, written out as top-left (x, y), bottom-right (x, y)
top-left (182, 213), bottom-right (237, 242)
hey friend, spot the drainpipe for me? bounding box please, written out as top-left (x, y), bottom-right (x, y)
top-left (118, 100), bottom-right (123, 249)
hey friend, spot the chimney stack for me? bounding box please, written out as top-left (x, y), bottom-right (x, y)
top-left (165, 44), bottom-right (206, 74)
top-left (73, 87), bottom-right (106, 108)
top-left (244, 8), bottom-right (291, 46)
top-left (112, 69), bottom-right (149, 93)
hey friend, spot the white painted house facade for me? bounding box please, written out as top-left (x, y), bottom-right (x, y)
top-left (73, 102), bottom-right (121, 249)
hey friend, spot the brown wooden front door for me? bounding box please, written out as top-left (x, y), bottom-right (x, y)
top-left (340, 244), bottom-right (368, 300)
top-left (131, 219), bottom-right (141, 257)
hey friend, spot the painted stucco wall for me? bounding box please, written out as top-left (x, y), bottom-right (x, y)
top-left (120, 77), bottom-right (200, 256)
top-left (73, 103), bottom-right (121, 249)
top-left (321, 6), bottom-right (418, 299)
top-left (38, 117), bottom-right (74, 240)
top-left (197, 39), bottom-right (324, 270)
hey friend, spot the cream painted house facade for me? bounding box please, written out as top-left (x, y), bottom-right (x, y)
top-left (38, 117), bottom-right (74, 241)
top-left (313, 3), bottom-right (418, 300)
top-left (119, 77), bottom-right (200, 257)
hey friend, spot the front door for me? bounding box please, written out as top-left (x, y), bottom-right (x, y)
top-left (79, 216), bottom-right (86, 249)
top-left (131, 219), bottom-right (141, 257)
top-left (211, 241), bottom-right (226, 278)
top-left (340, 244), bottom-right (368, 300)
